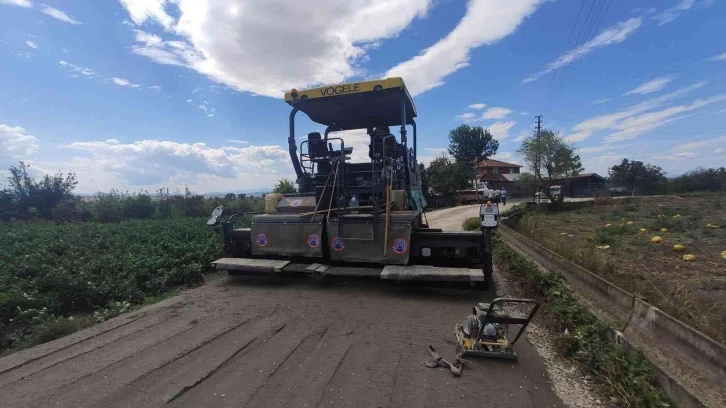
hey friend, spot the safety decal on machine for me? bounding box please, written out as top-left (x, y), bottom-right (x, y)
top-left (307, 233), bottom-right (320, 248)
top-left (330, 237), bottom-right (345, 251)
top-left (392, 238), bottom-right (407, 254)
top-left (290, 199), bottom-right (302, 207)
top-left (255, 233), bottom-right (268, 247)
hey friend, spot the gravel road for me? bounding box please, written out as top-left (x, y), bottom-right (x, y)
top-left (0, 207), bottom-right (564, 408)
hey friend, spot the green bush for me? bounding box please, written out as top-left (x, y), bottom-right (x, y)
top-left (495, 240), bottom-right (670, 407)
top-left (462, 216), bottom-right (480, 231)
top-left (0, 217), bottom-right (228, 352)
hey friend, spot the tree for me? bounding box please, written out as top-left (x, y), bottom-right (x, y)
top-left (516, 130), bottom-right (581, 203)
top-left (419, 163), bottom-right (430, 199)
top-left (671, 167), bottom-right (726, 193)
top-left (447, 125), bottom-right (499, 163)
top-left (608, 159), bottom-right (667, 195)
top-left (553, 145), bottom-right (583, 180)
top-left (2, 161), bottom-right (78, 220)
top-left (426, 156), bottom-right (471, 196)
top-left (273, 178), bottom-right (297, 194)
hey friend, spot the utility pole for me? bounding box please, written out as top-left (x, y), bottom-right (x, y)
top-left (535, 115), bottom-right (542, 179)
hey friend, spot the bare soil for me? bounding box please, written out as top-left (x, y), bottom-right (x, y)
top-left (516, 194), bottom-right (726, 344)
top-left (0, 206), bottom-right (566, 408)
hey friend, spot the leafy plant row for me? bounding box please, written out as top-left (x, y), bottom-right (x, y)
top-left (0, 217), bottom-right (224, 352)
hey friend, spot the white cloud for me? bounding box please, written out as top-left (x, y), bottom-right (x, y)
top-left (515, 130), bottom-right (530, 142)
top-left (123, 0), bottom-right (433, 98)
top-left (520, 111), bottom-right (528, 116)
top-left (387, 0), bottom-right (543, 95)
top-left (0, 124), bottom-right (39, 164)
top-left (624, 76), bottom-right (673, 95)
top-left (568, 81), bottom-right (707, 142)
top-left (652, 0), bottom-right (696, 25)
top-left (228, 140), bottom-right (249, 145)
top-left (589, 97), bottom-right (611, 105)
top-left (185, 99), bottom-right (193, 103)
top-left (147, 85), bottom-right (162, 90)
top-left (111, 77), bottom-right (131, 86)
top-left (710, 52), bottom-right (726, 61)
top-left (671, 135), bottom-right (726, 152)
top-left (564, 132), bottom-right (590, 143)
top-left (456, 112), bottom-right (476, 121)
top-left (715, 147), bottom-right (724, 154)
top-left (25, 40), bottom-right (37, 49)
top-left (488, 121), bottom-right (516, 140)
top-left (130, 84), bottom-right (140, 88)
top-left (467, 103), bottom-right (486, 110)
top-left (61, 47), bottom-right (69, 54)
top-left (481, 107), bottom-right (513, 120)
top-left (40, 5), bottom-right (82, 25)
top-left (417, 147), bottom-right (447, 166)
top-left (0, 0), bottom-right (32, 7)
top-left (58, 60), bottom-right (97, 78)
top-left (119, 0), bottom-right (174, 29)
top-left (63, 139), bottom-right (291, 191)
top-left (197, 101), bottom-right (216, 117)
top-left (605, 95), bottom-right (726, 142)
top-left (523, 18), bottom-right (642, 83)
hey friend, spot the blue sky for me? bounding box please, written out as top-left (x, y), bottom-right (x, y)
top-left (1, 0), bottom-right (724, 193)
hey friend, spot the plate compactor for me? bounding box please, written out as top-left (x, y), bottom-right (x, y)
top-left (209, 77), bottom-right (501, 289)
top-left (455, 297), bottom-right (540, 360)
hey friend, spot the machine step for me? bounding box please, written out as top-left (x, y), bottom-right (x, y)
top-left (212, 258), bottom-right (290, 274)
top-left (213, 259), bottom-right (482, 284)
top-left (380, 265), bottom-right (484, 282)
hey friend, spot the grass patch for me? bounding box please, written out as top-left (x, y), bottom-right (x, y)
top-left (594, 225), bottom-right (633, 246)
top-left (462, 216), bottom-right (480, 231)
top-left (495, 239), bottom-right (670, 407)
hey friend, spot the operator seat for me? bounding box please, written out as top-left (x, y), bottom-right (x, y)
top-left (369, 126), bottom-right (396, 161)
top-left (307, 132), bottom-right (328, 161)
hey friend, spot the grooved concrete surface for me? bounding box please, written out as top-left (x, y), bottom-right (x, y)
top-left (0, 208), bottom-right (562, 408)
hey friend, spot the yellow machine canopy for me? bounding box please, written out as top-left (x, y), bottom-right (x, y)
top-left (284, 77), bottom-right (417, 131)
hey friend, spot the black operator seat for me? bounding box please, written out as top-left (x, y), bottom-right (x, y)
top-left (369, 125), bottom-right (396, 160)
top-left (307, 132), bottom-right (329, 162)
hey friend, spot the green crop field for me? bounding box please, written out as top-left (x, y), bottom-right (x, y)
top-left (0, 217), bottom-right (226, 353)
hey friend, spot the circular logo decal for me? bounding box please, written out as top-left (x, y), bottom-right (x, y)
top-left (392, 238), bottom-right (408, 254)
top-left (255, 233), bottom-right (268, 247)
top-left (307, 233), bottom-right (320, 248)
top-left (330, 237), bottom-right (345, 251)
top-left (290, 199), bottom-right (302, 207)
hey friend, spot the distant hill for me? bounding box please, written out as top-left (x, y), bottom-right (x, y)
top-left (75, 188), bottom-right (272, 198)
top-left (202, 189), bottom-right (271, 197)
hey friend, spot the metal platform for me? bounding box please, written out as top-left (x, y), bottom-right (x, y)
top-left (213, 257), bottom-right (481, 283)
top-left (380, 265), bottom-right (484, 282)
top-left (212, 258), bottom-right (289, 274)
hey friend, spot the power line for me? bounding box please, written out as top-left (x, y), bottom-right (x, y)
top-left (539, 0), bottom-right (586, 113)
top-left (544, 0), bottom-right (609, 114)
top-left (544, 0), bottom-right (614, 115)
top-left (540, 0), bottom-right (602, 112)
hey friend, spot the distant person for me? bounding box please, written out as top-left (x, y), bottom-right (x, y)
top-left (501, 187), bottom-right (507, 205)
top-left (494, 189), bottom-right (501, 204)
top-left (487, 188), bottom-right (495, 202)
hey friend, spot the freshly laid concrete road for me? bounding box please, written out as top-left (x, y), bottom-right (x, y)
top-left (0, 207), bottom-right (563, 408)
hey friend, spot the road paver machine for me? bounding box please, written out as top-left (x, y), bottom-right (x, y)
top-left (210, 77), bottom-right (499, 287)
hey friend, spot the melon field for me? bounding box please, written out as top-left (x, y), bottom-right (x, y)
top-left (0, 217), bottom-right (225, 354)
top-left (514, 194), bottom-right (726, 344)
